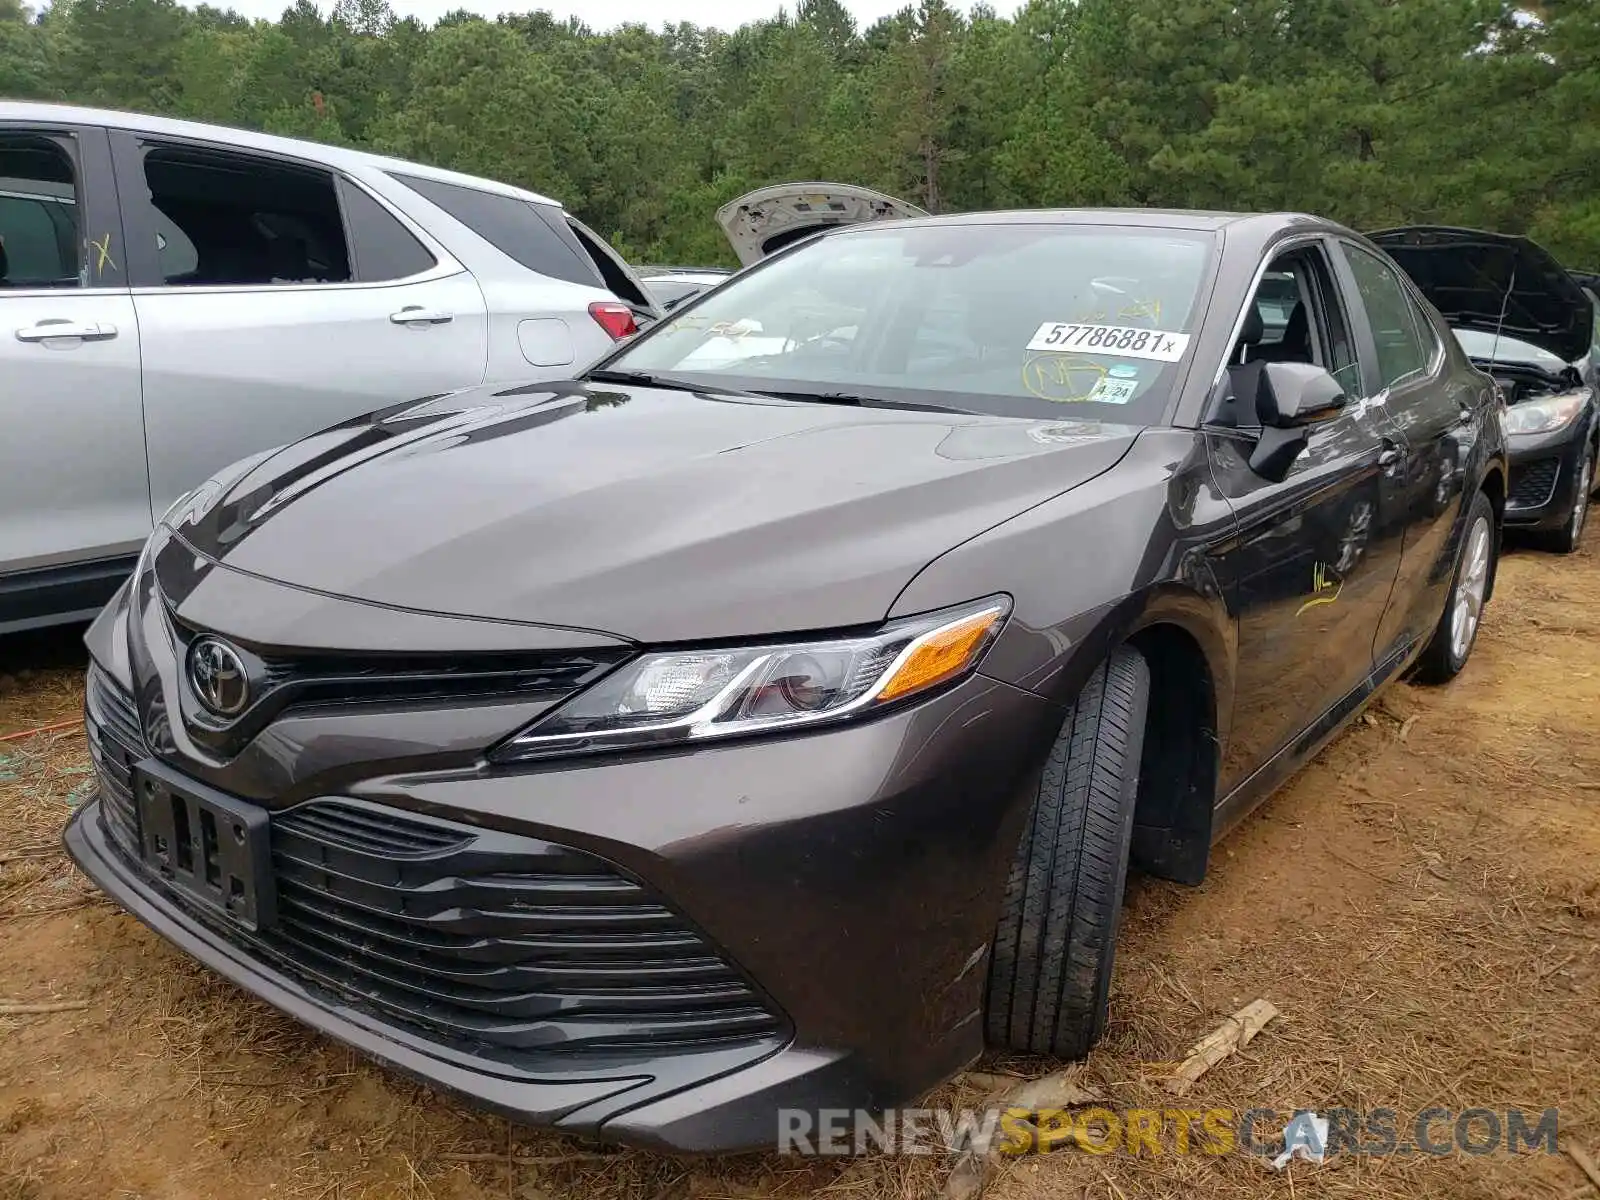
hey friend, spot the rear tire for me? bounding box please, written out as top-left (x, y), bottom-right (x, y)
top-left (985, 647), bottom-right (1150, 1058)
top-left (1414, 490), bottom-right (1496, 683)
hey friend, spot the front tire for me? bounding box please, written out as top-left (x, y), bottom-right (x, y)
top-left (985, 647), bottom-right (1150, 1058)
top-left (1414, 489), bottom-right (1496, 683)
top-left (1537, 441), bottom-right (1592, 555)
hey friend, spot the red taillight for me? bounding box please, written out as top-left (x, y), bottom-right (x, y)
top-left (589, 301), bottom-right (638, 341)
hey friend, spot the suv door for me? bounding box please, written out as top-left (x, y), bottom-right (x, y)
top-left (1334, 239), bottom-right (1473, 664)
top-left (1204, 239), bottom-right (1408, 796)
top-left (108, 131), bottom-right (489, 518)
top-left (0, 123), bottom-right (147, 630)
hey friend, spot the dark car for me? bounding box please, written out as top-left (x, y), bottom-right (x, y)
top-left (66, 210), bottom-right (1507, 1153)
top-left (1372, 227), bottom-right (1599, 553)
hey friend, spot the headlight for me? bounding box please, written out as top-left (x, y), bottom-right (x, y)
top-left (1502, 390), bottom-right (1590, 436)
top-left (493, 595), bottom-right (1011, 762)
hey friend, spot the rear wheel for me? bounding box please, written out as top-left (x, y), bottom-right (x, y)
top-left (985, 647), bottom-right (1150, 1058)
top-left (1414, 490), bottom-right (1496, 683)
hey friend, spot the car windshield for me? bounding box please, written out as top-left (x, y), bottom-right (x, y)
top-left (1453, 328), bottom-right (1569, 371)
top-left (601, 223), bottom-right (1216, 423)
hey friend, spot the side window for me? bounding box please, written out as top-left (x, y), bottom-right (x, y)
top-left (389, 173), bottom-right (597, 286)
top-left (0, 134), bottom-right (81, 288)
top-left (336, 177), bottom-right (437, 282)
top-left (1342, 242), bottom-right (1432, 389)
top-left (138, 144), bottom-right (351, 286)
top-left (1233, 246), bottom-right (1360, 394)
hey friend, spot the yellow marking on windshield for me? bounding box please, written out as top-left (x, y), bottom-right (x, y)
top-left (1022, 354), bottom-right (1107, 403)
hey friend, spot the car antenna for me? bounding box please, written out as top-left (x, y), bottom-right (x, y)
top-left (1489, 259), bottom-right (1515, 371)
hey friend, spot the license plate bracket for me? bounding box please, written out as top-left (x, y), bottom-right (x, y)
top-left (133, 760), bottom-right (276, 931)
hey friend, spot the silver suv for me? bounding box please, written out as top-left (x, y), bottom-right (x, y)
top-left (0, 102), bottom-right (659, 633)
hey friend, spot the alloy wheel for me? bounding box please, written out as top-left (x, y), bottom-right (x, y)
top-left (1450, 515), bottom-right (1492, 662)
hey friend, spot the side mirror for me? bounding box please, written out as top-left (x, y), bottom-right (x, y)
top-left (1256, 362), bottom-right (1347, 428)
top-left (1247, 363), bottom-right (1347, 482)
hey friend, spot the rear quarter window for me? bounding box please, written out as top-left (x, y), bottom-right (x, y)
top-left (389, 173), bottom-right (597, 287)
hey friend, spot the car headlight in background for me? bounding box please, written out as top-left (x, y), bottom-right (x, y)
top-left (1502, 389), bottom-right (1590, 436)
top-left (493, 595), bottom-right (1011, 761)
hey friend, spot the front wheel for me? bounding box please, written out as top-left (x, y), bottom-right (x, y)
top-left (1537, 441), bottom-right (1592, 555)
top-left (1414, 490), bottom-right (1497, 683)
top-left (985, 647), bottom-right (1150, 1058)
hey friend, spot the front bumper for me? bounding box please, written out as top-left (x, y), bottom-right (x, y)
top-left (1504, 418), bottom-right (1593, 529)
top-left (66, 661), bottom-right (1064, 1152)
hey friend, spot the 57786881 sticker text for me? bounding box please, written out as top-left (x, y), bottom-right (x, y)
top-left (1027, 322), bottom-right (1191, 362)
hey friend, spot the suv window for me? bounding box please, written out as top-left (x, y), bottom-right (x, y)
top-left (336, 177), bottom-right (437, 282)
top-left (0, 135), bottom-right (80, 288)
top-left (1342, 242), bottom-right (1433, 389)
top-left (390, 173), bottom-right (596, 287)
top-left (139, 145), bottom-right (351, 286)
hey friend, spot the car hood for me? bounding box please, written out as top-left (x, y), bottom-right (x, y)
top-left (168, 382), bottom-right (1141, 643)
top-left (1369, 226), bottom-right (1593, 365)
top-left (715, 183), bottom-right (927, 267)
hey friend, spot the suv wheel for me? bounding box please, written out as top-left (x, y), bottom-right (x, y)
top-left (1414, 490), bottom-right (1497, 683)
top-left (985, 647), bottom-right (1150, 1058)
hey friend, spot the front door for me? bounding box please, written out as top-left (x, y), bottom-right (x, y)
top-left (1206, 240), bottom-right (1407, 796)
top-left (107, 131), bottom-right (489, 518)
top-left (0, 123), bottom-right (147, 626)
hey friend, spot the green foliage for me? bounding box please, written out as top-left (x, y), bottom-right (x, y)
top-left (1, 0), bottom-right (1596, 266)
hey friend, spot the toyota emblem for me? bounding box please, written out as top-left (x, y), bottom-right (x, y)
top-left (188, 637), bottom-right (251, 717)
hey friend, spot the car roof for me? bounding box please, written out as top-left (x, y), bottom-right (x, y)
top-left (0, 100), bottom-right (563, 208)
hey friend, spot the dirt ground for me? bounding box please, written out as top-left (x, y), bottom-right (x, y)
top-left (2, 530), bottom-right (1597, 1200)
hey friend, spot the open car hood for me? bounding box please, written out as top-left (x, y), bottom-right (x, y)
top-left (1370, 226), bottom-right (1593, 365)
top-left (715, 183), bottom-right (927, 267)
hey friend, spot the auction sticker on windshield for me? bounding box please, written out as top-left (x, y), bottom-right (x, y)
top-left (1027, 322), bottom-right (1191, 362)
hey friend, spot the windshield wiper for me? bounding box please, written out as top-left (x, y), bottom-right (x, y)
top-left (584, 369), bottom-right (771, 401)
top-left (762, 389), bottom-right (981, 416)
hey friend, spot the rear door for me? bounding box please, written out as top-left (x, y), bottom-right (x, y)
top-left (108, 130), bottom-right (488, 518)
top-left (0, 122), bottom-right (147, 619)
top-left (1333, 238), bottom-right (1473, 664)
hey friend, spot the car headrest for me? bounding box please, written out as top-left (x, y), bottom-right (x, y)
top-left (1282, 300), bottom-right (1308, 346)
top-left (1238, 304), bottom-right (1265, 346)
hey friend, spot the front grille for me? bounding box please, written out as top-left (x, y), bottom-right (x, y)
top-left (254, 801), bottom-right (785, 1059)
top-left (162, 618), bottom-right (630, 757)
top-left (86, 665), bottom-right (144, 854)
top-left (1510, 457), bottom-right (1560, 508)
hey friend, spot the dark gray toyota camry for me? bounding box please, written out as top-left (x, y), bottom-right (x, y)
top-left (68, 209), bottom-right (1508, 1152)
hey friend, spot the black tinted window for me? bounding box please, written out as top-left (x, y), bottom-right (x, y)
top-left (390, 173), bottom-right (596, 286)
top-left (0, 135), bottom-right (80, 288)
top-left (337, 177), bottom-right (436, 282)
top-left (1343, 243), bottom-right (1432, 389)
top-left (140, 145), bottom-right (351, 286)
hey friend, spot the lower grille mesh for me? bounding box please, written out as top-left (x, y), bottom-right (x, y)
top-left (1510, 457), bottom-right (1560, 508)
top-left (256, 801), bottom-right (783, 1057)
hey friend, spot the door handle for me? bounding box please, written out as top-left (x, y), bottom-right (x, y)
top-left (16, 321), bottom-right (117, 342)
top-left (389, 307), bottom-right (453, 326)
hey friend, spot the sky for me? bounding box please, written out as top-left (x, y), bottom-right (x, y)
top-left (195, 0), bottom-right (942, 31)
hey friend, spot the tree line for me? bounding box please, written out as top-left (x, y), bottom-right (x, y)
top-left (2, 0), bottom-right (1597, 269)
